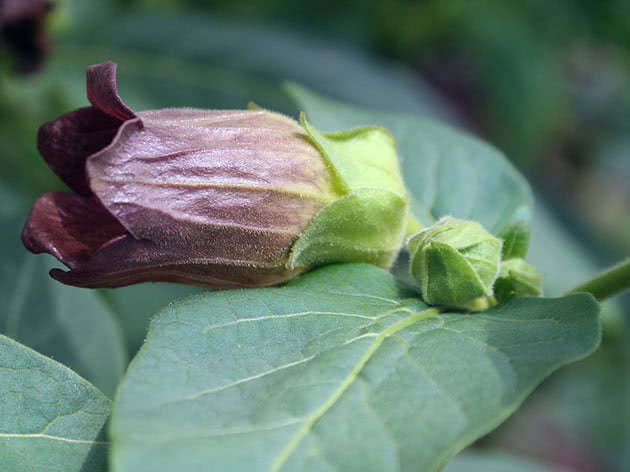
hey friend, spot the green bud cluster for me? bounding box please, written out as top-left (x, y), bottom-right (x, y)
top-left (494, 258), bottom-right (543, 302)
top-left (406, 216), bottom-right (542, 309)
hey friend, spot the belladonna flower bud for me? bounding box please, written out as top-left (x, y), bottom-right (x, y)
top-left (21, 61), bottom-right (412, 288)
top-left (494, 258), bottom-right (542, 303)
top-left (407, 216), bottom-right (503, 306)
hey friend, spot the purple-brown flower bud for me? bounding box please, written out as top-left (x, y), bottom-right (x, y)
top-left (22, 61), bottom-right (412, 288)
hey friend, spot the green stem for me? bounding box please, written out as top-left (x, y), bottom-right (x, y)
top-left (567, 258), bottom-right (630, 301)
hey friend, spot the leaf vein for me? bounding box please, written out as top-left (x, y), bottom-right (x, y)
top-left (270, 308), bottom-right (439, 472)
top-left (202, 311), bottom-right (376, 332)
top-left (0, 433), bottom-right (109, 445)
top-left (154, 355), bottom-right (317, 407)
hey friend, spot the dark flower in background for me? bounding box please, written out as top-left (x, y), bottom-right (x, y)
top-left (22, 61), bottom-right (412, 288)
top-left (0, 0), bottom-right (53, 74)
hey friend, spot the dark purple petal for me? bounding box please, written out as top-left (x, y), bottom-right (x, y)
top-left (21, 192), bottom-right (128, 270)
top-left (86, 61), bottom-right (136, 122)
top-left (86, 110), bottom-right (333, 265)
top-left (50, 235), bottom-right (304, 288)
top-left (22, 63), bottom-right (339, 289)
top-left (37, 107), bottom-right (126, 195)
top-left (36, 61), bottom-right (138, 195)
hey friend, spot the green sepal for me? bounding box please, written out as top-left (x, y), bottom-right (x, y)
top-left (410, 241), bottom-right (488, 305)
top-left (497, 205), bottom-right (531, 260)
top-left (407, 216), bottom-right (503, 306)
top-left (300, 113), bottom-right (407, 197)
top-left (288, 115), bottom-right (411, 271)
top-left (287, 188), bottom-right (408, 270)
top-left (494, 258), bottom-right (543, 303)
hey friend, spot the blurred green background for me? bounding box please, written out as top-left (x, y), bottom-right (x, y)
top-left (1, 1), bottom-right (628, 471)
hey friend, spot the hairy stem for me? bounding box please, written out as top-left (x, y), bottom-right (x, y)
top-left (567, 258), bottom-right (630, 301)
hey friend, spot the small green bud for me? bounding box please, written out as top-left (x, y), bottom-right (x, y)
top-left (494, 258), bottom-right (542, 303)
top-left (407, 216), bottom-right (503, 306)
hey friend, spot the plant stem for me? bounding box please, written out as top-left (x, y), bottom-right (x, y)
top-left (567, 258), bottom-right (630, 301)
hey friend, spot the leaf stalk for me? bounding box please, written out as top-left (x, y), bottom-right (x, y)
top-left (567, 258), bottom-right (630, 301)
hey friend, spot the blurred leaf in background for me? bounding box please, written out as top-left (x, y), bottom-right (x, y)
top-left (117, 0), bottom-right (630, 256)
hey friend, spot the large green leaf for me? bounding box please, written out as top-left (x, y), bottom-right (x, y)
top-left (286, 84), bottom-right (533, 235)
top-left (110, 264), bottom-right (599, 472)
top-left (0, 334), bottom-right (110, 472)
top-left (0, 182), bottom-right (127, 398)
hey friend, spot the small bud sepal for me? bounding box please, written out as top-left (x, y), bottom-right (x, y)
top-left (407, 216), bottom-right (503, 306)
top-left (494, 258), bottom-right (543, 303)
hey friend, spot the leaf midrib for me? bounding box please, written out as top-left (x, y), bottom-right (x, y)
top-left (0, 432), bottom-right (109, 445)
top-left (270, 307), bottom-right (440, 472)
